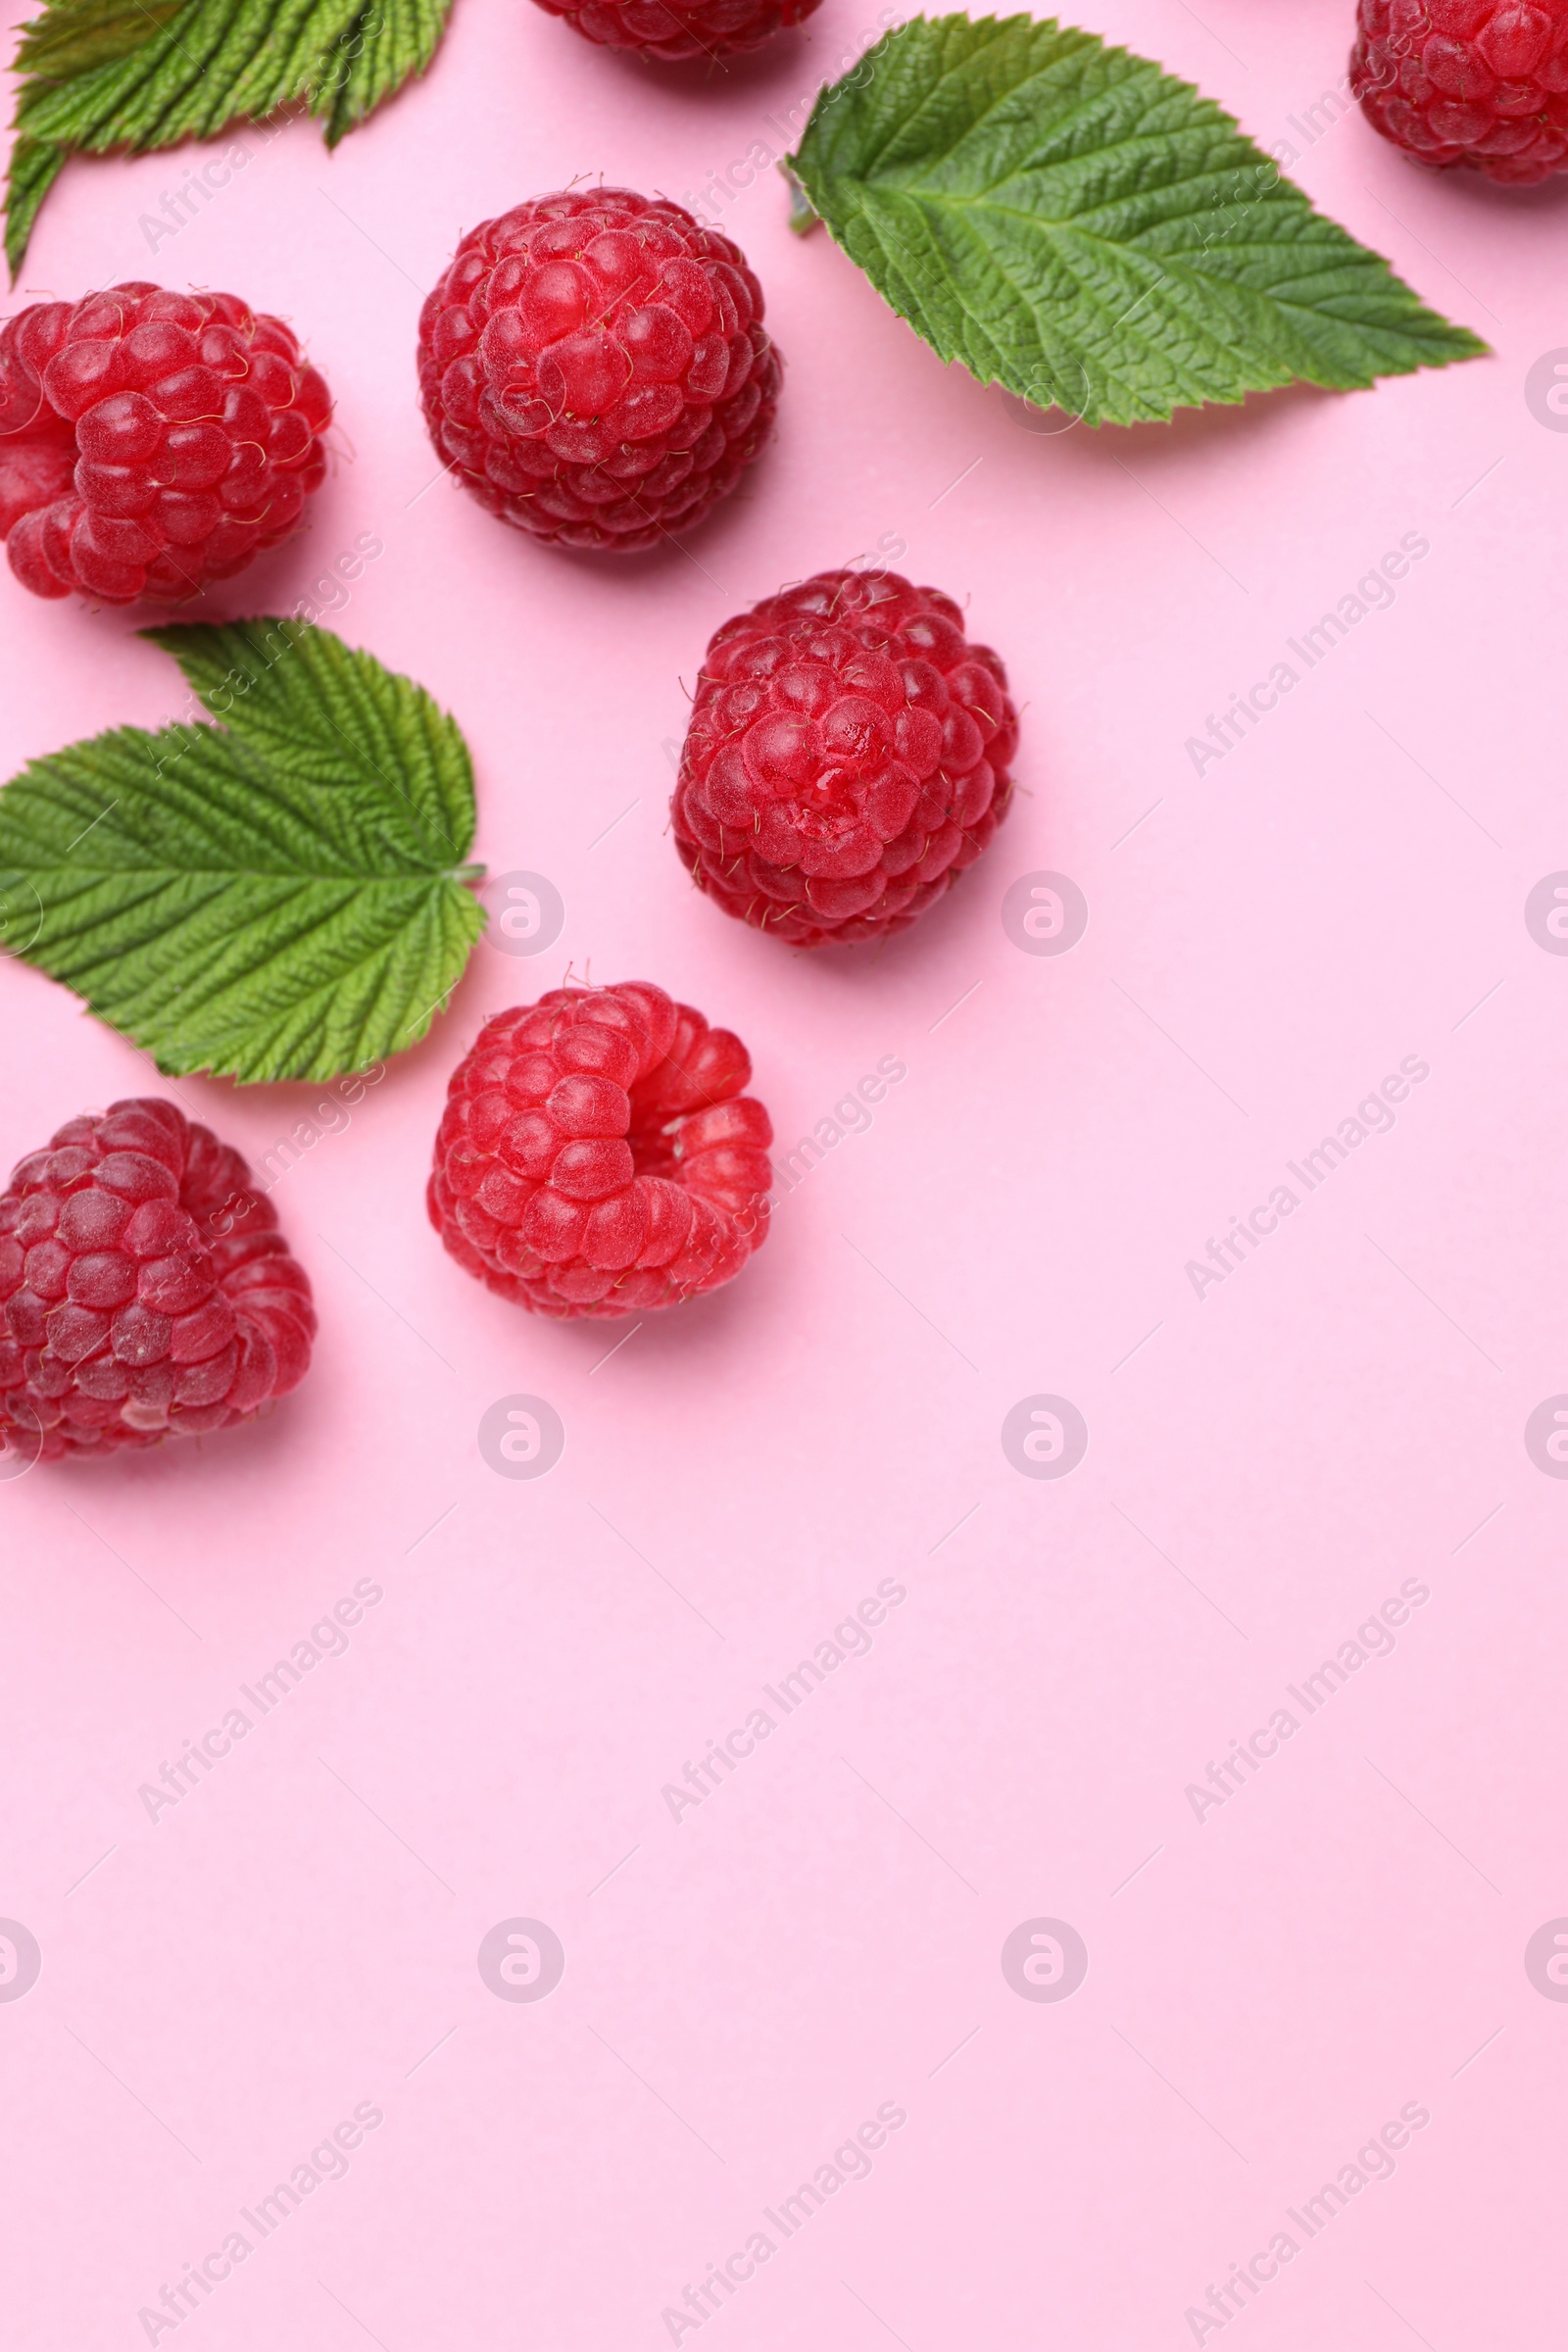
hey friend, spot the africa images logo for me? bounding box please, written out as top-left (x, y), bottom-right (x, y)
top-left (1524, 1398), bottom-right (1568, 1478)
top-left (477, 1919), bottom-right (565, 2002)
top-left (1002, 1396), bottom-right (1089, 1479)
top-left (478, 1396), bottom-right (565, 1479)
top-left (0, 1920), bottom-right (41, 2001)
top-left (1001, 1919), bottom-right (1089, 2001)
top-left (1524, 1921), bottom-right (1568, 1999)
top-left (1525, 350), bottom-right (1568, 431)
top-left (1001, 870), bottom-right (1089, 956)
top-left (483, 870), bottom-right (566, 957)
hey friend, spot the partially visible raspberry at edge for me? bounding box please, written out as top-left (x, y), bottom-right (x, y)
top-left (0, 1099), bottom-right (316, 1464)
top-left (1351, 0), bottom-right (1568, 184)
top-left (429, 983), bottom-right (772, 1319)
top-left (0, 282), bottom-right (332, 604)
top-left (416, 189), bottom-right (780, 553)
top-left (671, 567), bottom-right (1020, 949)
top-left (528, 0), bottom-right (821, 62)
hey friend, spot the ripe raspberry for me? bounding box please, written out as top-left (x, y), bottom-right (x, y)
top-left (528, 0), bottom-right (821, 62)
top-left (429, 982), bottom-right (772, 1319)
top-left (671, 568), bottom-right (1019, 949)
top-left (417, 189), bottom-right (780, 553)
top-left (1351, 0), bottom-right (1568, 183)
top-left (0, 1099), bottom-right (316, 1463)
top-left (0, 281), bottom-right (332, 605)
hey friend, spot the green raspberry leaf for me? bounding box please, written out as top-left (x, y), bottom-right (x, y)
top-left (315, 0), bottom-right (455, 144)
top-left (788, 14), bottom-right (1487, 429)
top-left (5, 0), bottom-right (457, 275)
top-left (0, 618), bottom-right (486, 1085)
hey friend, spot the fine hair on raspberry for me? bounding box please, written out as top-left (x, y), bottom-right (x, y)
top-left (429, 982), bottom-right (772, 1319)
top-left (671, 566), bottom-right (1020, 948)
top-left (416, 189), bottom-right (780, 553)
top-left (0, 282), bottom-right (332, 605)
top-left (526, 0), bottom-right (821, 62)
top-left (1351, 0), bottom-right (1568, 183)
top-left (0, 1099), bottom-right (316, 1463)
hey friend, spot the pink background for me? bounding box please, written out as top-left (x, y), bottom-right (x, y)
top-left (3, 0), bottom-right (1567, 2343)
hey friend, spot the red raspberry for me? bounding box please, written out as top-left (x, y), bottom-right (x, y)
top-left (416, 189), bottom-right (780, 553)
top-left (429, 982), bottom-right (772, 1319)
top-left (0, 281), bottom-right (332, 605)
top-left (0, 1099), bottom-right (316, 1464)
top-left (1351, 0), bottom-right (1568, 183)
top-left (528, 0), bottom-right (821, 61)
top-left (671, 567), bottom-right (1020, 949)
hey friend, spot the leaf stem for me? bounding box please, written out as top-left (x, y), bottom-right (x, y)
top-left (780, 165), bottom-right (820, 234)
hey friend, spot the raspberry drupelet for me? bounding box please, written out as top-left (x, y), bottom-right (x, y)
top-left (527, 0), bottom-right (821, 61)
top-left (0, 1100), bottom-right (316, 1463)
top-left (429, 983), bottom-right (772, 1319)
top-left (0, 282), bottom-right (331, 604)
top-left (416, 189), bottom-right (780, 553)
top-left (1351, 0), bottom-right (1568, 183)
top-left (671, 567), bottom-right (1020, 948)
